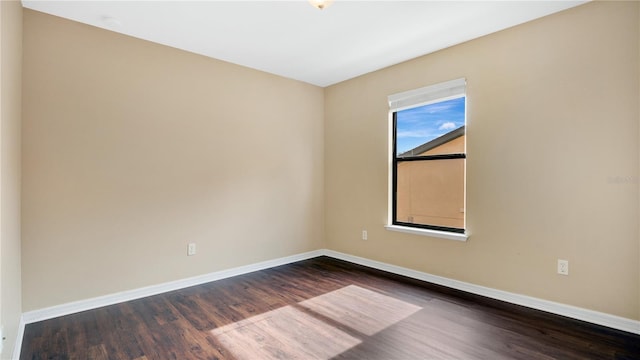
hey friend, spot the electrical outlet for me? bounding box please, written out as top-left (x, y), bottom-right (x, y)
top-left (187, 243), bottom-right (196, 256)
top-left (362, 230), bottom-right (368, 240)
top-left (557, 259), bottom-right (569, 275)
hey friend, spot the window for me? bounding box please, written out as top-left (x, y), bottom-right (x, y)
top-left (387, 78), bottom-right (467, 237)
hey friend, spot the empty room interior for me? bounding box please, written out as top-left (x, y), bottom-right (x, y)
top-left (1, 0), bottom-right (639, 359)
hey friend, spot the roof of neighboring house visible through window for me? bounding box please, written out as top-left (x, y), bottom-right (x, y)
top-left (398, 126), bottom-right (465, 158)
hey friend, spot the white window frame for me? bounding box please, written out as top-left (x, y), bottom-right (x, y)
top-left (385, 78), bottom-right (469, 242)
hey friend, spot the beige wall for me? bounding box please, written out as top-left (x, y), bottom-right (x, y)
top-left (0, 0), bottom-right (22, 356)
top-left (325, 1), bottom-right (640, 320)
top-left (22, 9), bottom-right (324, 311)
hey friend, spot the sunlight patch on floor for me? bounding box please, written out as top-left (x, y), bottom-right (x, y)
top-left (299, 285), bottom-right (422, 336)
top-left (211, 305), bottom-right (361, 360)
top-left (210, 285), bottom-right (422, 359)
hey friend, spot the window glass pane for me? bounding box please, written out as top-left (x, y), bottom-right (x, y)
top-left (392, 92), bottom-right (466, 232)
top-left (395, 158), bottom-right (465, 229)
top-left (396, 97), bottom-right (465, 157)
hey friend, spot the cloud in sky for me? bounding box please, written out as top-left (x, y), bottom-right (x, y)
top-left (438, 122), bottom-right (456, 131)
top-left (397, 129), bottom-right (439, 138)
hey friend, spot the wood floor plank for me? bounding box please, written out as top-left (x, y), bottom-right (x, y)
top-left (86, 344), bottom-right (109, 360)
top-left (20, 256), bottom-right (640, 359)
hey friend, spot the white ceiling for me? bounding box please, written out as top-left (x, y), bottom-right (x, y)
top-left (21, 0), bottom-right (587, 87)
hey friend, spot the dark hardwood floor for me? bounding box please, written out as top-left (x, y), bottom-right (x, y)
top-left (20, 256), bottom-right (640, 359)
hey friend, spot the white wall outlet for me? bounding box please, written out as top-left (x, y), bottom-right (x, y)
top-left (187, 243), bottom-right (196, 256)
top-left (362, 230), bottom-right (368, 240)
top-left (557, 259), bottom-right (569, 275)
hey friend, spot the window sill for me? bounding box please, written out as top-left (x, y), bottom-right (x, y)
top-left (385, 225), bottom-right (469, 242)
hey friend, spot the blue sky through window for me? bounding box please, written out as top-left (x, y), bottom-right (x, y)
top-left (396, 97), bottom-right (465, 155)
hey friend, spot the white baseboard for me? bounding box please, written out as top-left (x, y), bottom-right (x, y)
top-left (323, 249), bottom-right (640, 335)
top-left (15, 248), bottom-right (639, 359)
top-left (21, 249), bottom-right (324, 324)
top-left (11, 317), bottom-right (25, 360)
